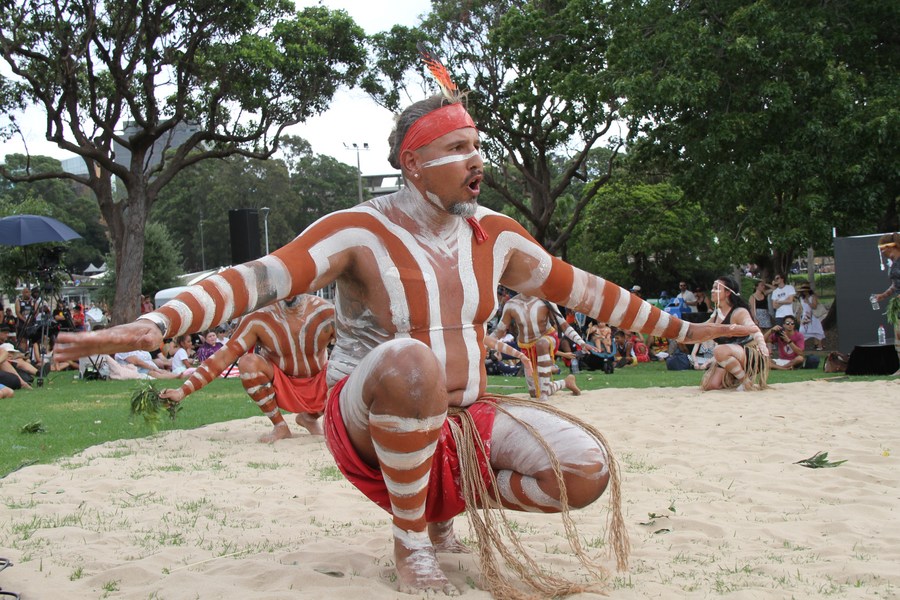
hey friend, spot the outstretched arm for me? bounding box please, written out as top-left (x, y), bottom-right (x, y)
top-left (483, 335), bottom-right (533, 380)
top-left (160, 324), bottom-right (258, 402)
top-left (55, 212), bottom-right (354, 362)
top-left (495, 222), bottom-right (760, 344)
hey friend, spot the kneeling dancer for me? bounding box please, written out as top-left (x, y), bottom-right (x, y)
top-left (56, 46), bottom-right (759, 597)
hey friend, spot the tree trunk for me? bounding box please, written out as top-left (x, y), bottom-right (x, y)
top-left (111, 217), bottom-right (147, 325)
top-left (99, 179), bottom-right (150, 325)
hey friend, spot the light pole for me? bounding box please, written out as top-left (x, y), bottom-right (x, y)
top-left (344, 142), bottom-right (369, 203)
top-left (260, 206), bottom-right (270, 254)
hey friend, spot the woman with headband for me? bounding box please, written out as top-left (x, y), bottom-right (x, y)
top-left (699, 275), bottom-right (770, 391)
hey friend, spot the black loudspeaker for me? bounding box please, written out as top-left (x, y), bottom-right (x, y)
top-left (834, 233), bottom-right (893, 354)
top-left (228, 208), bottom-right (261, 265)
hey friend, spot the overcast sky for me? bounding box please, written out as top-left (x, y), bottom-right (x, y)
top-left (0, 0), bottom-right (432, 176)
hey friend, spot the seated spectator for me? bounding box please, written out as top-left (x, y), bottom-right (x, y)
top-left (766, 317), bottom-right (805, 370)
top-left (613, 330), bottom-right (637, 368)
top-left (628, 331), bottom-right (652, 363)
top-left (170, 334), bottom-right (197, 378)
top-left (582, 322), bottom-right (616, 373)
top-left (196, 330), bottom-right (224, 362)
top-left (0, 382), bottom-right (12, 398)
top-left (114, 349), bottom-right (179, 379)
top-left (0, 342), bottom-right (32, 390)
top-left (689, 340), bottom-right (716, 370)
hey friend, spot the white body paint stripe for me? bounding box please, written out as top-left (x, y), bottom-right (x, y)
top-left (368, 412), bottom-right (447, 433)
top-left (372, 440), bottom-right (439, 470)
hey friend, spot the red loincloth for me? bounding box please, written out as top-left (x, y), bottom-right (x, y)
top-left (271, 367), bottom-right (327, 414)
top-left (324, 377), bottom-right (497, 523)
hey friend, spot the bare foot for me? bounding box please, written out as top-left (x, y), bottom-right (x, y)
top-left (258, 424), bottom-right (292, 443)
top-left (394, 537), bottom-right (459, 596)
top-left (564, 374), bottom-right (581, 396)
top-left (295, 412), bottom-right (324, 436)
top-left (428, 520), bottom-right (469, 554)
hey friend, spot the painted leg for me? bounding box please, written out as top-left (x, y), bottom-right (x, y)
top-left (238, 354), bottom-right (290, 443)
top-left (490, 404), bottom-right (609, 512)
top-left (339, 339), bottom-right (458, 595)
top-left (713, 345), bottom-right (750, 389)
top-left (536, 337), bottom-right (564, 399)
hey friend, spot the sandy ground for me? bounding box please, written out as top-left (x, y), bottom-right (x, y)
top-left (1, 378), bottom-right (898, 599)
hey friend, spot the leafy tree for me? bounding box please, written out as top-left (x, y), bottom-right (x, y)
top-left (0, 0), bottom-right (367, 323)
top-left (95, 222), bottom-right (182, 307)
top-left (607, 0), bottom-right (899, 273)
top-left (568, 180), bottom-right (728, 294)
top-left (151, 136), bottom-right (359, 271)
top-left (365, 0), bottom-right (623, 255)
top-left (0, 156), bottom-right (108, 293)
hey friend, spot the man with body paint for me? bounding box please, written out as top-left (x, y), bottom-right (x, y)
top-left (56, 67), bottom-right (760, 597)
top-left (160, 295), bottom-right (334, 442)
top-left (489, 293), bottom-right (590, 399)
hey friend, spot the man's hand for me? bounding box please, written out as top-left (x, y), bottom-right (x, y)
top-left (54, 321), bottom-right (163, 362)
top-left (160, 387), bottom-right (186, 403)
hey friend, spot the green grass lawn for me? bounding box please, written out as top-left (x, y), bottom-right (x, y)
top-left (0, 363), bottom-right (887, 478)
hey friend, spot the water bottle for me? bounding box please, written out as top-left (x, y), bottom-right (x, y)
top-left (877, 325), bottom-right (886, 345)
top-left (870, 294), bottom-right (880, 310)
top-left (571, 357), bottom-right (580, 374)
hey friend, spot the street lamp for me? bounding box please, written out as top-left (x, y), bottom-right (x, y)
top-left (344, 142), bottom-right (369, 203)
top-left (260, 206), bottom-right (270, 254)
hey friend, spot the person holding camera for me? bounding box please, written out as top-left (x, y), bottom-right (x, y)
top-left (766, 317), bottom-right (806, 370)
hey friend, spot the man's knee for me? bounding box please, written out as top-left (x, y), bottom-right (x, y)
top-left (562, 448), bottom-right (610, 508)
top-left (238, 353), bottom-right (266, 372)
top-left (364, 339), bottom-right (446, 407)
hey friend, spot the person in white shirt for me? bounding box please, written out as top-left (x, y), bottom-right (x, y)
top-left (677, 281), bottom-right (698, 312)
top-left (770, 274), bottom-right (796, 326)
top-left (170, 334), bottom-right (197, 378)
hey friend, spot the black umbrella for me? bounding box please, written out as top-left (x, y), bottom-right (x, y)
top-left (0, 214), bottom-right (82, 246)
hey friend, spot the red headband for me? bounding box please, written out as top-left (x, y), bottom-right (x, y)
top-left (399, 103), bottom-right (476, 155)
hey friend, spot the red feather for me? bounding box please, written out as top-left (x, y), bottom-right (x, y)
top-left (417, 42), bottom-right (458, 99)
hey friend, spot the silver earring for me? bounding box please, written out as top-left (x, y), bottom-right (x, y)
top-left (414, 173), bottom-right (420, 178)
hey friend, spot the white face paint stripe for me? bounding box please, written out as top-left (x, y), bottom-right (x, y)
top-left (368, 411), bottom-right (447, 433)
top-left (372, 440), bottom-right (439, 470)
top-left (420, 149), bottom-right (480, 169)
top-left (383, 471), bottom-right (430, 498)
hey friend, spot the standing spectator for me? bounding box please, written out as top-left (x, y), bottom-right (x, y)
top-left (70, 304), bottom-right (86, 331)
top-left (140, 295), bottom-right (154, 314)
top-left (872, 232), bottom-right (900, 374)
top-left (770, 274), bottom-right (796, 326)
top-left (796, 283), bottom-right (825, 351)
top-left (749, 280), bottom-right (774, 328)
top-left (694, 288), bottom-right (710, 313)
top-left (766, 317), bottom-right (805, 370)
top-left (196, 330), bottom-right (224, 362)
top-left (677, 281), bottom-right (698, 312)
top-left (14, 287), bottom-right (35, 350)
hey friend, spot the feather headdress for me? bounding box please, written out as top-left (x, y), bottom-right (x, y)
top-left (417, 41), bottom-right (463, 104)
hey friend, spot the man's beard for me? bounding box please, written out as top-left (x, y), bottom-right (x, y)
top-left (448, 201), bottom-right (477, 218)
